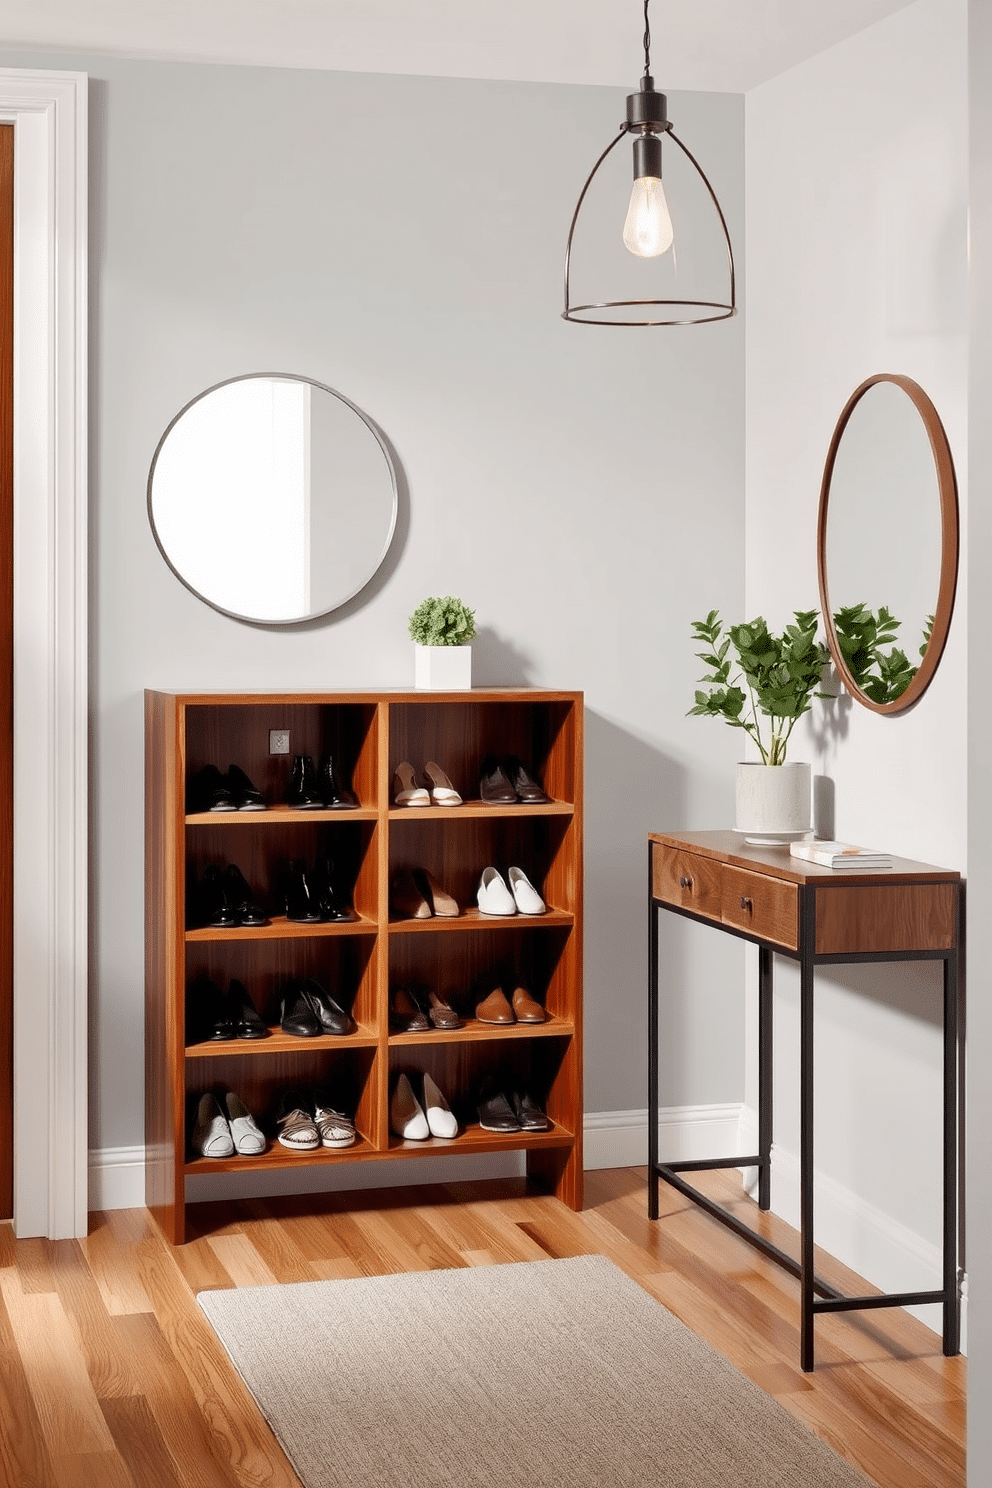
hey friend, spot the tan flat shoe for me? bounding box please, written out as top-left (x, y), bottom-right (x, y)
top-left (415, 867), bottom-right (459, 917)
top-left (511, 985), bottom-right (546, 1023)
top-left (423, 761), bottom-right (462, 807)
top-left (393, 761), bottom-right (429, 806)
top-left (390, 869), bottom-right (432, 919)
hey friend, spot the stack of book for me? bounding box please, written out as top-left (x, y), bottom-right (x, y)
top-left (789, 839), bottom-right (893, 869)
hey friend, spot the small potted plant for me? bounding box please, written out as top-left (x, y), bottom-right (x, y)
top-left (408, 595), bottom-right (477, 690)
top-left (688, 609), bottom-right (830, 842)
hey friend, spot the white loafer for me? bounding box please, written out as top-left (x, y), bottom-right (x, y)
top-left (423, 1073), bottom-right (458, 1139)
top-left (508, 866), bottom-right (546, 915)
top-left (391, 1073), bottom-right (430, 1140)
top-left (192, 1093), bottom-right (235, 1158)
top-left (477, 866), bottom-right (517, 916)
top-left (224, 1091), bottom-right (265, 1155)
top-left (393, 760), bottom-right (430, 807)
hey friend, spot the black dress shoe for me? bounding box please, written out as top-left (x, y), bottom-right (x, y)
top-left (224, 864), bottom-right (268, 926)
top-left (226, 764), bottom-right (266, 811)
top-left (301, 977), bottom-right (354, 1036)
top-left (187, 764), bottom-right (237, 813)
top-left (476, 1078), bottom-right (520, 1132)
top-left (194, 864), bottom-right (237, 928)
top-left (479, 754), bottom-right (517, 804)
top-left (228, 979), bottom-right (268, 1039)
top-left (318, 755), bottom-right (358, 810)
top-left (511, 1088), bottom-right (551, 1131)
top-left (280, 981), bottom-right (321, 1037)
top-left (503, 756), bottom-right (550, 804)
top-left (313, 855), bottom-right (357, 923)
top-left (186, 976), bottom-right (233, 1042)
top-left (284, 860), bottom-right (321, 923)
top-left (288, 754), bottom-right (324, 810)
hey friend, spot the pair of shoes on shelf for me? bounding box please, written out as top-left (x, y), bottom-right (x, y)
top-left (479, 755), bottom-right (549, 805)
top-left (288, 754), bottom-right (358, 810)
top-left (193, 863), bottom-right (268, 928)
top-left (188, 763), bottom-right (266, 813)
top-left (392, 760), bottom-right (461, 807)
top-left (390, 868), bottom-right (458, 920)
top-left (187, 976), bottom-right (269, 1042)
top-left (477, 867), bottom-right (545, 917)
top-left (274, 1085), bottom-right (357, 1150)
top-left (280, 977), bottom-right (355, 1037)
top-left (391, 1073), bottom-right (458, 1140)
top-left (475, 983), bottom-right (546, 1025)
top-left (477, 1079), bottom-right (550, 1133)
top-left (284, 857), bottom-right (356, 923)
top-left (191, 1091), bottom-right (265, 1157)
top-left (389, 984), bottom-right (462, 1032)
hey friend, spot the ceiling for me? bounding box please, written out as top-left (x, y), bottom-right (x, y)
top-left (0, 0), bottom-right (917, 92)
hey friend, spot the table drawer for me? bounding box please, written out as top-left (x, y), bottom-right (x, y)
top-left (722, 867), bottom-right (798, 949)
top-left (652, 846), bottom-right (722, 923)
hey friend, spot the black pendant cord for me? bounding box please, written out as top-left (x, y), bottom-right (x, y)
top-left (642, 0), bottom-right (652, 79)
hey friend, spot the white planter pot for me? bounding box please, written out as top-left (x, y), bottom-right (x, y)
top-left (414, 643), bottom-right (472, 691)
top-left (735, 761), bottom-right (811, 844)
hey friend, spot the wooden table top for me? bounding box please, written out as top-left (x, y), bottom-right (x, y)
top-left (649, 829), bottom-right (960, 887)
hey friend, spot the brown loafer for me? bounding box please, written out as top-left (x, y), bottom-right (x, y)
top-left (427, 989), bottom-right (463, 1029)
top-left (511, 985), bottom-right (546, 1023)
top-left (475, 986), bottom-right (514, 1024)
top-left (389, 986), bottom-right (430, 1032)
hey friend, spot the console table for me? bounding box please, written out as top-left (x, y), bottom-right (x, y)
top-left (647, 829), bottom-right (961, 1371)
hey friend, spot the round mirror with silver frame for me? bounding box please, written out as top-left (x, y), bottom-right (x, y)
top-left (817, 373), bottom-right (959, 715)
top-left (148, 373), bottom-right (398, 625)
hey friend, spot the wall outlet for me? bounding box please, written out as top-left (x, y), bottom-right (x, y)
top-left (269, 729), bottom-right (290, 755)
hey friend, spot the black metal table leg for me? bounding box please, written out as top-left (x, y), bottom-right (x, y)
top-left (800, 888), bottom-right (816, 1372)
top-left (758, 945), bottom-right (773, 1211)
top-left (943, 943), bottom-right (960, 1355)
top-left (648, 855), bottom-right (660, 1221)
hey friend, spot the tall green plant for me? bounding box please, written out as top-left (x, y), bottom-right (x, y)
top-left (688, 610), bottom-right (829, 765)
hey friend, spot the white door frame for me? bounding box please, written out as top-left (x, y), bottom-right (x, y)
top-left (1, 70), bottom-right (88, 1239)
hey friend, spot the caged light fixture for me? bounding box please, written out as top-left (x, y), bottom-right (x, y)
top-left (563, 0), bottom-right (737, 326)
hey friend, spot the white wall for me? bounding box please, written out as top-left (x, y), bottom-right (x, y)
top-left (968, 0), bottom-right (992, 1473)
top-left (745, 0), bottom-right (967, 1305)
top-left (0, 51), bottom-right (746, 1162)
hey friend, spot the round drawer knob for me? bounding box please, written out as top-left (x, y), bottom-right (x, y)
top-left (679, 875), bottom-right (693, 889)
top-left (740, 895), bottom-right (752, 911)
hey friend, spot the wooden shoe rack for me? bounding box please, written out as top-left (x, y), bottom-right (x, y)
top-left (145, 688), bottom-right (583, 1244)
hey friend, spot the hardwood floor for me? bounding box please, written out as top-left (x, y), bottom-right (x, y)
top-left (0, 1167), bottom-right (965, 1487)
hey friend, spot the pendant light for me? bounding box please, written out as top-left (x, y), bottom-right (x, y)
top-left (563, 0), bottom-right (736, 326)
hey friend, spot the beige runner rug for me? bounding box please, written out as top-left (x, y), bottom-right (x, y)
top-left (198, 1253), bottom-right (870, 1488)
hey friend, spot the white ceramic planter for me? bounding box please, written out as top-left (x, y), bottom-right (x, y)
top-left (414, 643), bottom-right (472, 691)
top-left (735, 761), bottom-right (811, 844)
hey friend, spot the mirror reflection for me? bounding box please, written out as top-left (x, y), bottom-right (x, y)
top-left (148, 375), bottom-right (397, 623)
top-left (818, 373), bottom-right (959, 713)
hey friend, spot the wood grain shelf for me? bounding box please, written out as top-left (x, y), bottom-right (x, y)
top-left (146, 688), bottom-right (584, 1243)
top-left (388, 1017), bottom-right (574, 1047)
top-left (185, 915), bottom-right (377, 943)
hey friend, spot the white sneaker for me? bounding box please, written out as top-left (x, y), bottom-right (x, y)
top-left (224, 1091), bottom-right (265, 1155)
top-left (423, 1073), bottom-right (458, 1139)
top-left (477, 866), bottom-right (516, 916)
top-left (192, 1093), bottom-right (234, 1158)
top-left (313, 1091), bottom-right (357, 1148)
top-left (508, 866), bottom-right (546, 915)
top-left (391, 1073), bottom-right (430, 1140)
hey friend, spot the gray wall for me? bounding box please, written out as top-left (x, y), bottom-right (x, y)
top-left (0, 52), bottom-right (745, 1152)
top-left (968, 0), bottom-right (991, 1472)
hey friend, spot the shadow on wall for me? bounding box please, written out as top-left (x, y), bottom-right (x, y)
top-left (471, 627), bottom-right (535, 686)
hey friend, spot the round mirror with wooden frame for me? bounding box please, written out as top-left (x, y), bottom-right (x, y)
top-left (817, 373), bottom-right (959, 715)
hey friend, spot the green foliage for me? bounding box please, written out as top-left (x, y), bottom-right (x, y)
top-left (407, 595), bottom-right (477, 647)
top-left (688, 609), bottom-right (830, 765)
top-left (830, 603), bottom-right (917, 703)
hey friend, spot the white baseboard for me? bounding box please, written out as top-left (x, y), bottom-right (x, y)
top-left (582, 1103), bottom-right (744, 1170)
